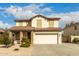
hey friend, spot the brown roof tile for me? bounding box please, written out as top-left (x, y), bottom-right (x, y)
top-left (34, 27), bottom-right (62, 31)
top-left (9, 26), bottom-right (62, 31)
top-left (10, 26), bottom-right (34, 31)
top-left (0, 29), bottom-right (5, 32)
top-left (30, 15), bottom-right (60, 20)
top-left (15, 15), bottom-right (60, 22)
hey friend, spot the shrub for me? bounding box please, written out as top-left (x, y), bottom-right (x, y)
top-left (0, 37), bottom-right (4, 44)
top-left (0, 33), bottom-right (4, 44)
top-left (3, 37), bottom-right (11, 47)
top-left (72, 38), bottom-right (79, 44)
top-left (0, 31), bottom-right (13, 47)
top-left (0, 39), bottom-right (3, 44)
top-left (20, 37), bottom-right (30, 47)
top-left (3, 31), bottom-right (12, 47)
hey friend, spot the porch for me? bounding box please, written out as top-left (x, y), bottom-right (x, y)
top-left (9, 31), bottom-right (32, 44)
top-left (9, 26), bottom-right (34, 44)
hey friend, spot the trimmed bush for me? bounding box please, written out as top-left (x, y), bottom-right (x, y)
top-left (72, 38), bottom-right (79, 44)
top-left (20, 37), bottom-right (30, 47)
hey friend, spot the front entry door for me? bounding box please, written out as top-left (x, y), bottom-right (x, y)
top-left (14, 32), bottom-right (20, 44)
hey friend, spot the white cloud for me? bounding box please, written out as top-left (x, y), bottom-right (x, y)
top-left (0, 21), bottom-right (12, 29)
top-left (5, 4), bottom-right (36, 19)
top-left (1, 4), bottom-right (79, 28)
top-left (5, 4), bottom-right (54, 19)
top-left (42, 7), bottom-right (53, 12)
top-left (48, 11), bottom-right (79, 28)
top-left (22, 4), bottom-right (39, 11)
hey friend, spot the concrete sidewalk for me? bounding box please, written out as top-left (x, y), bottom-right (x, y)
top-left (0, 43), bottom-right (79, 56)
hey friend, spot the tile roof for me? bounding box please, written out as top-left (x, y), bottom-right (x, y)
top-left (10, 26), bottom-right (35, 31)
top-left (30, 14), bottom-right (60, 20)
top-left (9, 26), bottom-right (62, 31)
top-left (15, 19), bottom-right (31, 22)
top-left (0, 29), bottom-right (5, 32)
top-left (15, 15), bottom-right (60, 22)
top-left (34, 27), bottom-right (62, 31)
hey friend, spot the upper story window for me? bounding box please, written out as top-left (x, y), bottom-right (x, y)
top-left (49, 20), bottom-right (54, 27)
top-left (37, 19), bottom-right (42, 28)
top-left (19, 22), bottom-right (23, 26)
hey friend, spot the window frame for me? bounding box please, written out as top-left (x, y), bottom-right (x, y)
top-left (37, 19), bottom-right (42, 28)
top-left (19, 22), bottom-right (23, 26)
top-left (49, 20), bottom-right (54, 27)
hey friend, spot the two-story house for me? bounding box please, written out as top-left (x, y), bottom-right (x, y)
top-left (9, 15), bottom-right (62, 44)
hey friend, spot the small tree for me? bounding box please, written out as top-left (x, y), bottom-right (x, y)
top-left (3, 31), bottom-right (11, 48)
top-left (21, 37), bottom-right (30, 47)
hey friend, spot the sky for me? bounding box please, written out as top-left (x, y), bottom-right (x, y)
top-left (0, 3), bottom-right (79, 29)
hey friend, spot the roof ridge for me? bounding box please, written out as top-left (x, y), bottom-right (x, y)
top-left (15, 14), bottom-right (60, 21)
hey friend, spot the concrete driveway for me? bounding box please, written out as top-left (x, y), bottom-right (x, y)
top-left (0, 43), bottom-right (79, 56)
top-left (31, 43), bottom-right (79, 56)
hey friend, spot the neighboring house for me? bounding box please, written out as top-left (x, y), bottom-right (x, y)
top-left (63, 22), bottom-right (79, 42)
top-left (0, 29), bottom-right (5, 35)
top-left (0, 29), bottom-right (5, 38)
top-left (9, 15), bottom-right (62, 44)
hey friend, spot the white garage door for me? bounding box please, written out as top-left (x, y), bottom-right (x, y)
top-left (34, 34), bottom-right (58, 44)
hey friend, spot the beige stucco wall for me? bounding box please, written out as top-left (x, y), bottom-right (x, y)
top-left (16, 17), bottom-right (59, 28)
top-left (58, 32), bottom-right (62, 44)
top-left (16, 22), bottom-right (29, 26)
top-left (9, 31), bottom-right (13, 38)
top-left (31, 17), bottom-right (48, 28)
top-left (71, 35), bottom-right (79, 42)
top-left (23, 22), bottom-right (28, 26)
top-left (31, 17), bottom-right (59, 28)
top-left (16, 22), bottom-right (19, 26)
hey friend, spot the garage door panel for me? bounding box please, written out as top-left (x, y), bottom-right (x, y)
top-left (34, 34), bottom-right (57, 44)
